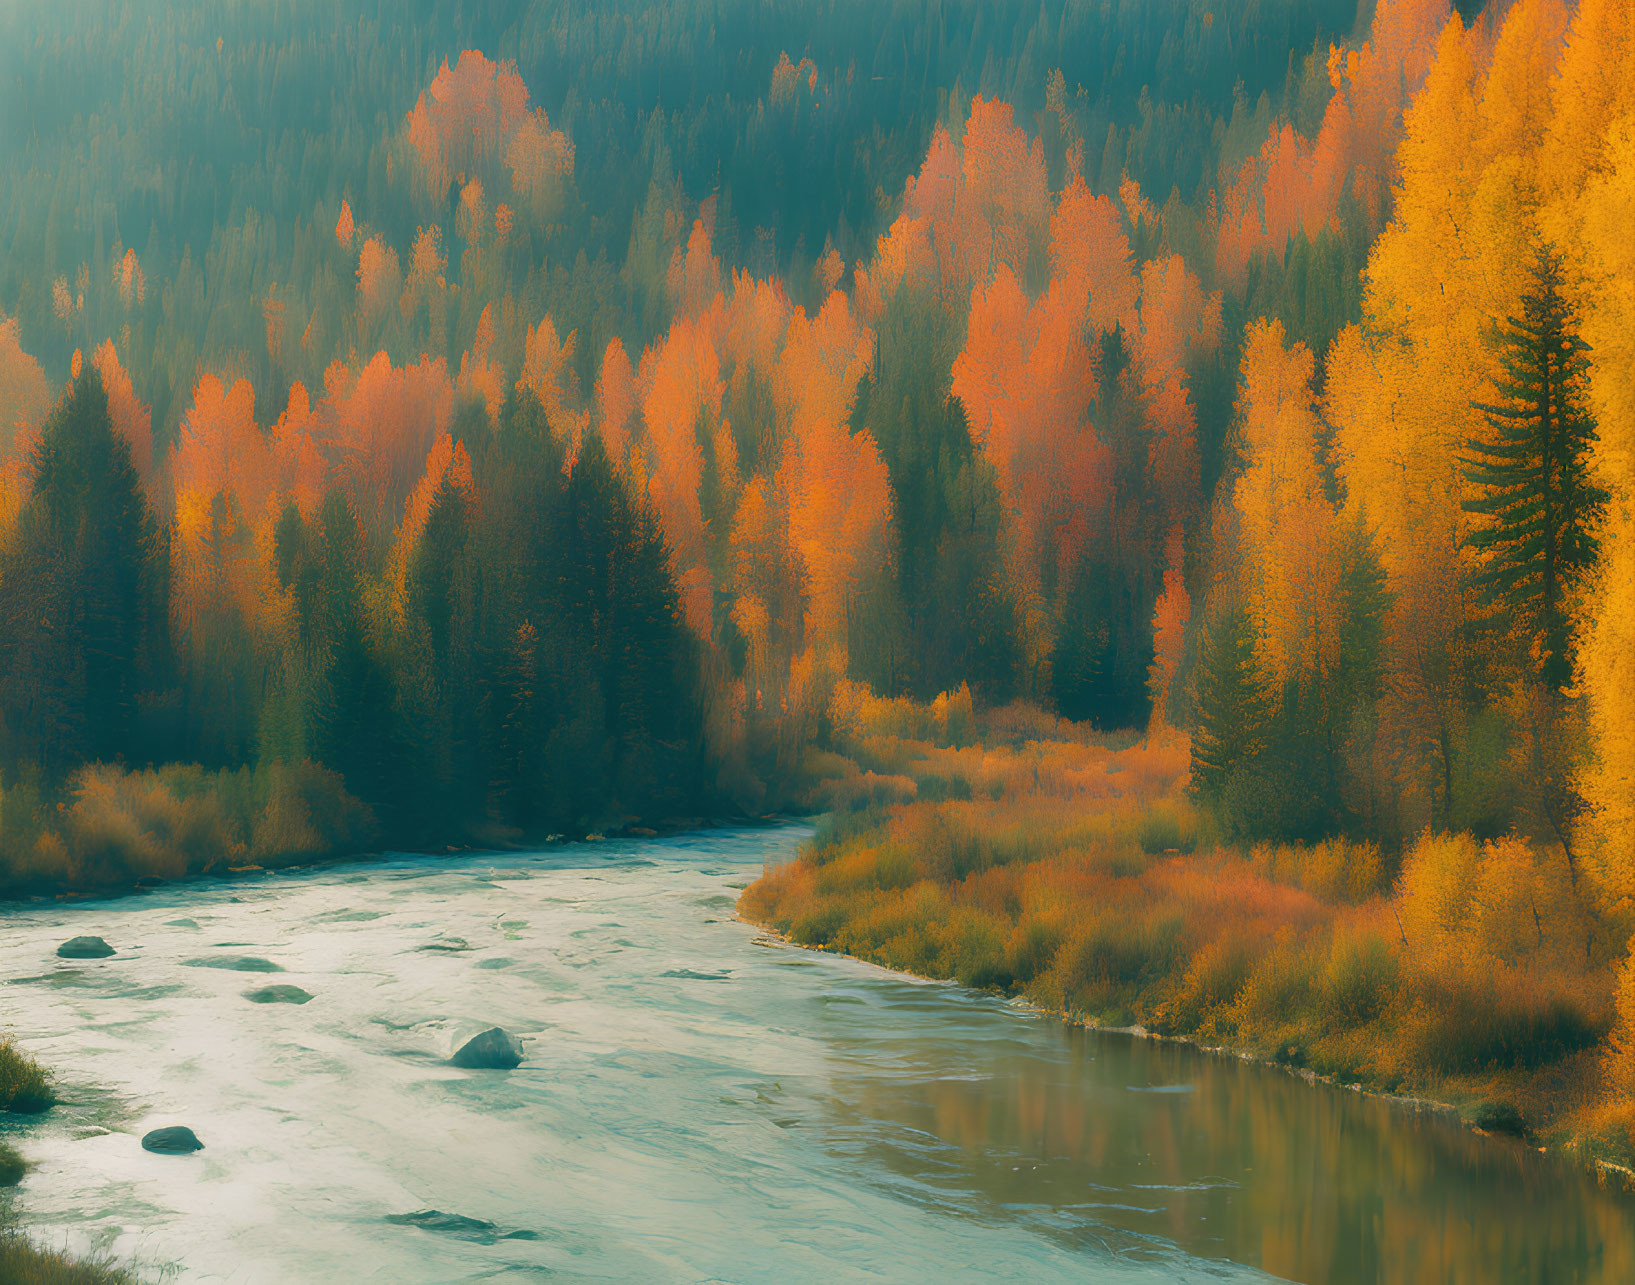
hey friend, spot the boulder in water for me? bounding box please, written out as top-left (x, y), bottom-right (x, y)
top-left (243, 984), bottom-right (312, 1005)
top-left (385, 1209), bottom-right (539, 1244)
top-left (183, 955), bottom-right (284, 973)
top-left (141, 1126), bottom-right (203, 1154)
top-left (56, 936), bottom-right (115, 959)
top-left (450, 1027), bottom-right (524, 1069)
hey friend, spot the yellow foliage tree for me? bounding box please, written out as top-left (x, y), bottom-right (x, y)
top-left (1324, 5), bottom-right (1571, 826)
top-left (1570, 117), bottom-right (1635, 906)
top-left (1234, 318), bottom-right (1337, 691)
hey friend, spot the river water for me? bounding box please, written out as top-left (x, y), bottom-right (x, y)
top-left (0, 827), bottom-right (1629, 1283)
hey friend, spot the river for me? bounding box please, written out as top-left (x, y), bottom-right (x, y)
top-left (0, 827), bottom-right (1629, 1283)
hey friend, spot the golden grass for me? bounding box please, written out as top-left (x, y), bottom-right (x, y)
top-left (742, 689), bottom-right (1634, 1153)
top-left (0, 760), bottom-right (375, 893)
top-left (0, 1050), bottom-right (134, 1281)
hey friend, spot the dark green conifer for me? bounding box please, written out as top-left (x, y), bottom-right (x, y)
top-left (1462, 248), bottom-right (1606, 691)
top-left (1190, 604), bottom-right (1273, 803)
top-left (0, 367), bottom-right (159, 772)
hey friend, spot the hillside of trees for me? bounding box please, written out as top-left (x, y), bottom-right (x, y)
top-left (0, 0), bottom-right (1373, 856)
top-left (3, 0), bottom-right (1635, 1153)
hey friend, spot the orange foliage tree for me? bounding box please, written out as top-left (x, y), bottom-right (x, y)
top-left (636, 313), bottom-right (721, 633)
top-left (90, 342), bottom-right (154, 482)
top-left (0, 316), bottom-right (51, 453)
top-left (776, 291), bottom-right (888, 656)
top-left (1215, 0), bottom-right (1450, 287)
top-left (391, 432), bottom-right (474, 615)
top-left (170, 374), bottom-right (281, 699)
top-left (404, 50), bottom-right (574, 226)
top-left (1233, 319), bottom-right (1338, 691)
top-left (356, 235), bottom-right (402, 332)
top-left (517, 314), bottom-right (588, 451)
top-left (320, 353), bottom-right (455, 538)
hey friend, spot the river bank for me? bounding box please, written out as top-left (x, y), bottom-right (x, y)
top-left (0, 750), bottom-right (779, 903)
top-left (739, 686), bottom-right (1635, 1186)
top-left (746, 908), bottom-right (1635, 1198)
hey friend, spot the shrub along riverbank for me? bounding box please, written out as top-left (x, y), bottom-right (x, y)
top-left (0, 1231), bottom-right (133, 1285)
top-left (0, 761), bottom-right (376, 897)
top-left (741, 683), bottom-right (1635, 1173)
top-left (0, 725), bottom-right (884, 901)
top-left (0, 1041), bottom-right (54, 1115)
top-left (0, 1043), bottom-right (131, 1283)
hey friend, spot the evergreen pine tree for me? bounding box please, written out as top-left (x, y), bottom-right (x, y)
top-left (1463, 248), bottom-right (1606, 691)
top-left (1327, 517), bottom-right (1392, 833)
top-left (1190, 603), bottom-right (1274, 804)
top-left (851, 286), bottom-right (1020, 702)
top-left (1331, 516), bottom-right (1392, 716)
top-left (1055, 326), bottom-right (1159, 728)
top-left (0, 367), bottom-right (159, 773)
top-left (398, 472), bottom-right (483, 830)
top-left (311, 486), bottom-right (399, 830)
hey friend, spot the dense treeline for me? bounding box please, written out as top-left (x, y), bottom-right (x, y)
top-left (0, 0), bottom-right (1379, 871)
top-left (1193, 0), bottom-right (1631, 879)
top-left (1, 0), bottom-right (1632, 1046)
top-left (0, 368), bottom-right (703, 874)
top-left (0, 0), bottom-right (1354, 437)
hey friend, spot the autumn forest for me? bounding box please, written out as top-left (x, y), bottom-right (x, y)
top-left (4, 0), bottom-right (1635, 1225)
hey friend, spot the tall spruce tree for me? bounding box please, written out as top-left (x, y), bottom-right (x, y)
top-left (1054, 326), bottom-right (1160, 728)
top-left (311, 486), bottom-right (400, 830)
top-left (1463, 249), bottom-right (1606, 692)
top-left (0, 367), bottom-right (159, 773)
top-left (396, 469), bottom-right (484, 832)
top-left (851, 286), bottom-right (1020, 702)
top-left (1190, 603), bottom-right (1273, 804)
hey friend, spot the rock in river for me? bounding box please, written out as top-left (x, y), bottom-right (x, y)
top-left (141, 1126), bottom-right (204, 1154)
top-left (244, 984), bottom-right (312, 1005)
top-left (450, 1027), bottom-right (525, 1069)
top-left (56, 936), bottom-right (115, 959)
top-left (385, 1209), bottom-right (540, 1244)
top-left (183, 955), bottom-right (284, 973)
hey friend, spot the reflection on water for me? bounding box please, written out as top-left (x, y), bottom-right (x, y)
top-left (816, 989), bottom-right (1635, 1283)
top-left (0, 826), bottom-right (1628, 1284)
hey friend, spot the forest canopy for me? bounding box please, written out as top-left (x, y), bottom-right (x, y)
top-left (0, 0), bottom-right (1630, 954)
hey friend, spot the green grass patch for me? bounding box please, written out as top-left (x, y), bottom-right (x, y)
top-left (0, 1042), bottom-right (54, 1114)
top-left (0, 1232), bottom-right (136, 1285)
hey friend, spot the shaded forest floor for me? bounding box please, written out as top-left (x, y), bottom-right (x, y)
top-left (741, 683), bottom-right (1635, 1180)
